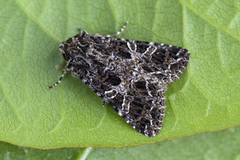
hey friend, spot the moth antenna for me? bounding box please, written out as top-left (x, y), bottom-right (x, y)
top-left (47, 60), bottom-right (71, 90)
top-left (102, 101), bottom-right (105, 107)
top-left (106, 21), bottom-right (128, 37)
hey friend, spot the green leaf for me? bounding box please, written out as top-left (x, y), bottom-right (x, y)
top-left (0, 0), bottom-right (239, 148)
top-left (88, 126), bottom-right (240, 160)
top-left (1, 124), bottom-right (240, 159)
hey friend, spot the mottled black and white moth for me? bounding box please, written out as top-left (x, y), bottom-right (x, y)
top-left (48, 22), bottom-right (190, 137)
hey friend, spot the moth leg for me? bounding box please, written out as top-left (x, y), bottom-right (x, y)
top-left (77, 27), bottom-right (81, 34)
top-left (106, 22), bottom-right (128, 37)
top-left (102, 101), bottom-right (105, 107)
top-left (47, 60), bottom-right (71, 90)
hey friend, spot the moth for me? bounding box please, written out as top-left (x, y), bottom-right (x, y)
top-left (48, 22), bottom-right (190, 137)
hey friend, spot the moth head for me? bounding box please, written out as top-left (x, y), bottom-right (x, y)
top-left (80, 30), bottom-right (88, 37)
